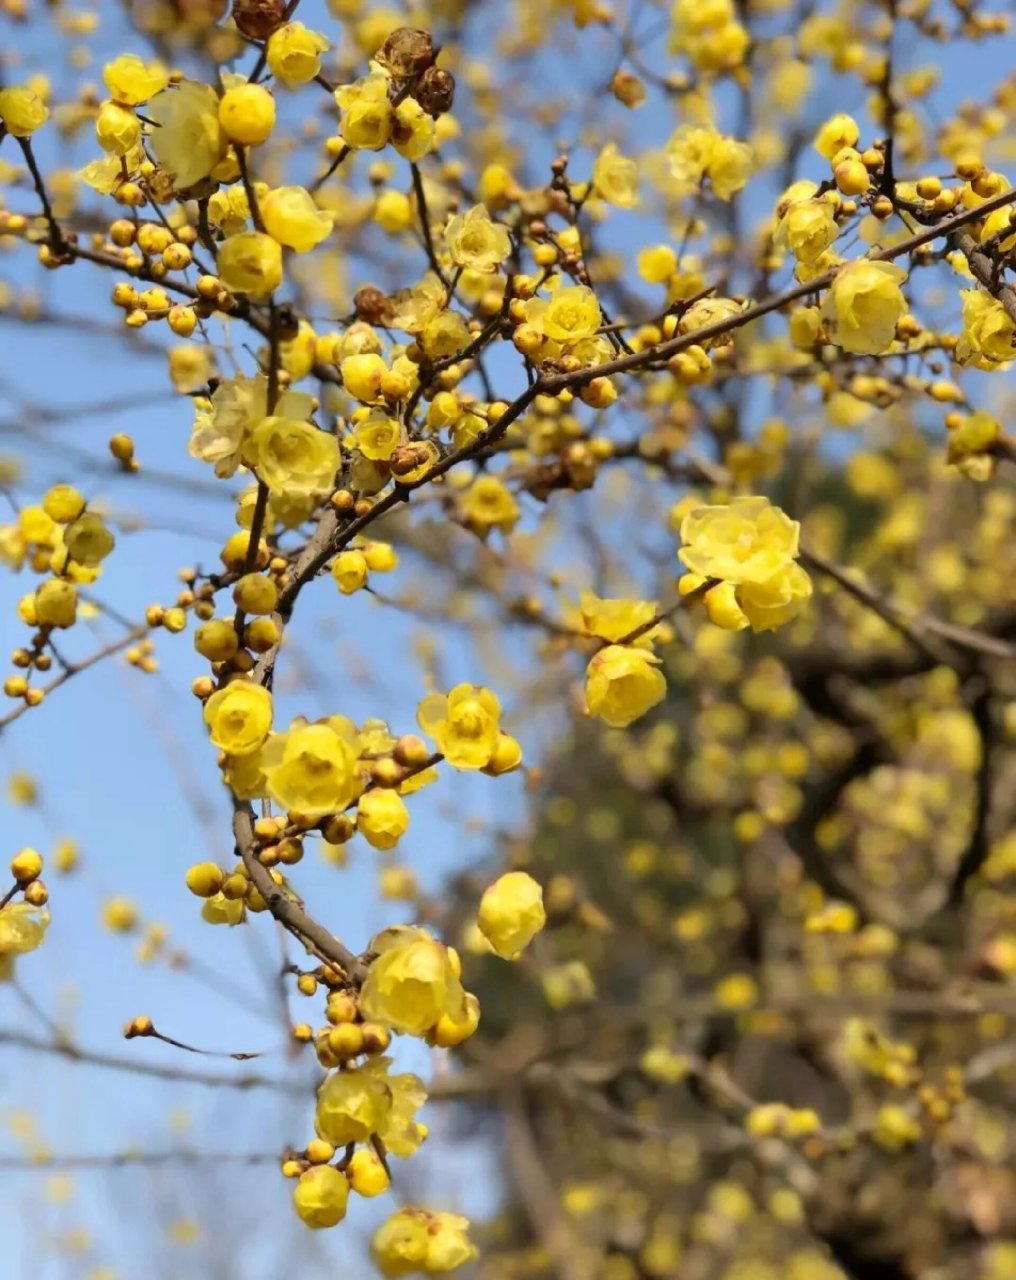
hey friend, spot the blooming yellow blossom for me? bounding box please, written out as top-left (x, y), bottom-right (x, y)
top-left (217, 232), bottom-right (283, 296)
top-left (352, 409), bottom-right (401, 461)
top-left (261, 721), bottom-right (361, 817)
top-left (0, 903), bottom-right (49, 957)
top-left (671, 0), bottom-right (749, 74)
top-left (579, 592), bottom-right (658, 643)
top-left (774, 198), bottom-right (839, 265)
top-left (444, 204), bottom-right (511, 272)
top-left (814, 112), bottom-right (860, 160)
top-left (335, 73), bottom-right (393, 150)
top-left (146, 81), bottom-right (225, 189)
top-left (0, 86), bottom-right (49, 137)
top-left (524, 284), bottom-right (602, 344)
top-left (478, 872), bottom-right (546, 959)
top-left (372, 1208), bottom-right (476, 1276)
top-left (591, 143), bottom-right (638, 208)
top-left (332, 549), bottom-right (369, 593)
top-left (585, 645), bottom-right (667, 728)
top-left (95, 101), bottom-right (141, 155)
top-left (246, 417), bottom-right (339, 497)
top-left (459, 475), bottom-right (519, 536)
top-left (417, 684), bottom-right (502, 770)
top-left (261, 186), bottom-right (332, 252)
top-left (341, 353), bottom-right (387, 403)
top-left (679, 497), bottom-right (800, 584)
top-left (103, 54), bottom-right (168, 105)
top-left (820, 260), bottom-right (907, 355)
top-left (315, 1066), bottom-right (392, 1145)
top-left (955, 289), bottom-right (1015, 368)
top-left (359, 930), bottom-right (467, 1035)
top-left (203, 682), bottom-right (273, 756)
top-left (668, 124), bottom-right (752, 200)
top-left (736, 562), bottom-right (813, 632)
top-left (267, 22), bottom-right (330, 88)
top-left (64, 513), bottom-right (114, 566)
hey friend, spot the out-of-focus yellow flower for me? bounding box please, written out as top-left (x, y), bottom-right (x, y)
top-left (262, 186), bottom-right (333, 252)
top-left (146, 81), bottom-right (225, 189)
top-left (668, 123), bottom-right (752, 200)
top-left (372, 1207), bottom-right (476, 1276)
top-left (459, 474), bottom-right (519, 536)
top-left (103, 54), bottom-right (168, 105)
top-left (774, 198), bottom-right (839, 265)
top-left (0, 904), bottom-right (49, 956)
top-left (217, 232), bottom-right (283, 296)
top-left (814, 112), bottom-right (860, 160)
top-left (592, 142), bottom-right (638, 208)
top-left (478, 872), bottom-right (545, 959)
top-left (0, 86), bottom-right (49, 136)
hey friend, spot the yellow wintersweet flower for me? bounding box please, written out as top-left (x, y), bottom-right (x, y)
top-left (736, 562), bottom-right (813, 632)
top-left (814, 112), bottom-right (860, 161)
top-left (146, 81), bottom-right (225, 190)
top-left (261, 721), bottom-right (361, 818)
top-left (332, 549), bottom-right (369, 593)
top-left (203, 682), bottom-right (273, 756)
top-left (315, 1066), bottom-right (393, 1144)
top-left (267, 22), bottom-right (330, 88)
top-left (357, 788), bottom-right (409, 851)
top-left (246, 417), bottom-right (339, 498)
top-left (359, 928), bottom-right (467, 1036)
top-left (416, 684), bottom-right (502, 770)
top-left (103, 54), bottom-right (168, 105)
top-left (190, 374), bottom-right (314, 479)
top-left (392, 97), bottom-right (434, 162)
top-left (478, 872), bottom-right (546, 959)
top-left (459, 474), bottom-right (520, 536)
top-left (444, 205), bottom-right (511, 273)
top-left (667, 124), bottom-right (752, 200)
top-left (955, 289), bottom-right (1015, 368)
top-left (947, 409), bottom-right (1001, 481)
top-left (670, 0), bottom-right (748, 74)
top-left (367, 1058), bottom-right (428, 1157)
top-left (585, 645), bottom-right (666, 728)
top-left (217, 232), bottom-right (283, 296)
top-left (353, 409), bottom-right (401, 461)
top-left (0, 86), bottom-right (49, 137)
top-left (372, 1208), bottom-right (476, 1277)
top-left (591, 142), bottom-right (638, 208)
top-left (64, 513), bottom-right (114, 566)
top-left (261, 186), bottom-right (333, 252)
top-left (35, 579), bottom-right (78, 628)
top-left (578, 592), bottom-right (657, 643)
top-left (774, 198), bottom-right (839, 265)
top-left (335, 73), bottom-right (393, 150)
top-left (95, 101), bottom-right (141, 155)
top-left (820, 260), bottom-right (907, 355)
top-left (524, 284), bottom-right (602, 344)
top-left (679, 496), bottom-right (800, 585)
top-left (292, 1165), bottom-right (349, 1229)
top-left (0, 903), bottom-right (49, 956)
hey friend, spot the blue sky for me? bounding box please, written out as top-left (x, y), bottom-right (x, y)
top-left (1, 0), bottom-right (1015, 1274)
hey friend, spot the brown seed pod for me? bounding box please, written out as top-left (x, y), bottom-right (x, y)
top-left (375, 26), bottom-right (435, 78)
top-left (231, 0), bottom-right (285, 40)
top-left (415, 67), bottom-right (455, 118)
